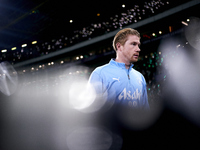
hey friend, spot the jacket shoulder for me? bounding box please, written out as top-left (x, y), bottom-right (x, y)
top-left (92, 63), bottom-right (112, 74)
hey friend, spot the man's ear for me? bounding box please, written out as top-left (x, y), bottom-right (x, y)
top-left (116, 42), bottom-right (122, 51)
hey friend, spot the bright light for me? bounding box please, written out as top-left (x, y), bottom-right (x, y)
top-left (152, 33), bottom-right (156, 36)
top-left (11, 47), bottom-right (17, 50)
top-left (69, 81), bottom-right (96, 111)
top-left (169, 26), bottom-right (172, 32)
top-left (22, 44), bottom-right (27, 47)
top-left (122, 4), bottom-right (125, 8)
top-left (182, 21), bottom-right (188, 26)
top-left (1, 49), bottom-right (7, 53)
top-left (176, 44), bottom-right (181, 48)
top-left (69, 20), bottom-right (73, 23)
top-left (0, 61), bottom-right (18, 96)
top-left (187, 19), bottom-right (190, 22)
top-left (159, 31), bottom-right (162, 34)
top-left (185, 17), bottom-right (200, 50)
top-left (32, 41), bottom-right (37, 44)
top-left (159, 37), bottom-right (200, 127)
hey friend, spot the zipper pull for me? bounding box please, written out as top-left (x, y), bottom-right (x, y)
top-left (128, 74), bottom-right (130, 80)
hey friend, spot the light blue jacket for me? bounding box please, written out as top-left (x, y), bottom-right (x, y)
top-left (88, 59), bottom-right (149, 109)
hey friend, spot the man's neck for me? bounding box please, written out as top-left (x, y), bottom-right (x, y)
top-left (125, 64), bottom-right (132, 69)
top-left (115, 58), bottom-right (131, 69)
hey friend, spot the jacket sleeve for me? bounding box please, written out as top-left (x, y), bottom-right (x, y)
top-left (88, 70), bottom-right (104, 97)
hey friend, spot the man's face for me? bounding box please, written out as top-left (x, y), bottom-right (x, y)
top-left (118, 35), bottom-right (141, 64)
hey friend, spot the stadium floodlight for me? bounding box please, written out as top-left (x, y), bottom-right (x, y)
top-left (22, 44), bottom-right (27, 47)
top-left (11, 47), bottom-right (17, 50)
top-left (32, 41), bottom-right (37, 44)
top-left (1, 49), bottom-right (7, 53)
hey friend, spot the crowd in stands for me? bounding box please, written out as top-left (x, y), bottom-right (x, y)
top-left (0, 0), bottom-right (187, 64)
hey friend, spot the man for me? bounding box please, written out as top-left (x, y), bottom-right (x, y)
top-left (88, 28), bottom-right (149, 109)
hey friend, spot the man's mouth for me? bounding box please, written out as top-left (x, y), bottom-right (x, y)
top-left (133, 54), bottom-right (139, 58)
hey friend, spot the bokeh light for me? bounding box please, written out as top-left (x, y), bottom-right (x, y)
top-left (159, 36), bottom-right (200, 126)
top-left (66, 126), bottom-right (113, 150)
top-left (69, 81), bottom-right (96, 111)
top-left (185, 17), bottom-right (200, 50)
top-left (0, 61), bottom-right (18, 96)
top-left (116, 104), bottom-right (163, 130)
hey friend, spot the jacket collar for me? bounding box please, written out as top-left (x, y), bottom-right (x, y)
top-left (109, 58), bottom-right (134, 70)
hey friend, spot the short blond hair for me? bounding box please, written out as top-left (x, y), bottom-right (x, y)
top-left (112, 28), bottom-right (140, 51)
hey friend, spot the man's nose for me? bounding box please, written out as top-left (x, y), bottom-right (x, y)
top-left (137, 46), bottom-right (141, 52)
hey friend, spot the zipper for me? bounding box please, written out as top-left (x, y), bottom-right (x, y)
top-left (124, 67), bottom-right (130, 80)
top-left (127, 68), bottom-right (131, 80)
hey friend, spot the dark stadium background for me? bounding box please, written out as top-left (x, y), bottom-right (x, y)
top-left (0, 0), bottom-right (200, 149)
